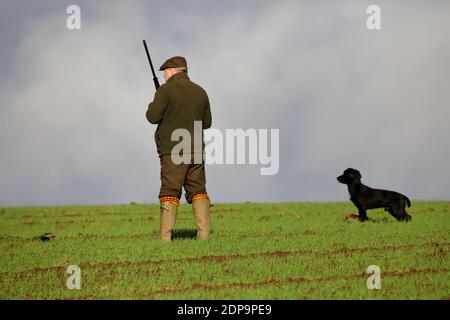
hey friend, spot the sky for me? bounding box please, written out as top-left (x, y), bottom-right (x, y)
top-left (0, 0), bottom-right (449, 206)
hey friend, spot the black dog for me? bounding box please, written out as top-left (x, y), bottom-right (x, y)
top-left (337, 168), bottom-right (412, 222)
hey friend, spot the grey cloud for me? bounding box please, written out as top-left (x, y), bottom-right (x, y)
top-left (0, 1), bottom-right (449, 206)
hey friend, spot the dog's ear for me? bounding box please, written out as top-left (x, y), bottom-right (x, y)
top-left (348, 169), bottom-right (361, 180)
top-left (350, 169), bottom-right (362, 181)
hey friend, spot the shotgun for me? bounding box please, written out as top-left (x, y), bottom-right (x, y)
top-left (142, 40), bottom-right (160, 90)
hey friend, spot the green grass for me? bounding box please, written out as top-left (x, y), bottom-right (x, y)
top-left (0, 201), bottom-right (448, 299)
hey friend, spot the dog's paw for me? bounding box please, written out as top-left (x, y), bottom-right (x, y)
top-left (359, 215), bottom-right (369, 222)
top-left (398, 214), bottom-right (412, 222)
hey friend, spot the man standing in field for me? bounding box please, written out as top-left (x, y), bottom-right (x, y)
top-left (146, 56), bottom-right (212, 241)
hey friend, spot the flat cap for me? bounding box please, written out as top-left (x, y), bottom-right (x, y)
top-left (159, 56), bottom-right (187, 71)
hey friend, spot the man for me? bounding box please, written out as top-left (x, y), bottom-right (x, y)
top-left (146, 56), bottom-right (212, 241)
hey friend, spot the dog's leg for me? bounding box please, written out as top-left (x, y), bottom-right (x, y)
top-left (390, 201), bottom-right (411, 222)
top-left (358, 207), bottom-right (368, 222)
top-left (399, 202), bottom-right (412, 221)
top-left (401, 199), bottom-right (412, 221)
top-left (387, 207), bottom-right (402, 221)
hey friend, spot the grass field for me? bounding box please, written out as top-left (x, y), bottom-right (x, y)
top-left (0, 201), bottom-right (448, 300)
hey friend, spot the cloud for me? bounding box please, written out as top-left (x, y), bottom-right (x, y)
top-left (0, 1), bottom-right (449, 206)
top-left (0, 2), bottom-right (159, 205)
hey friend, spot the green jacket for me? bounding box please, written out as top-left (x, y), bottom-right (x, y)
top-left (146, 72), bottom-right (212, 157)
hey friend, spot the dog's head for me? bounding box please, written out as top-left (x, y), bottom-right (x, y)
top-left (337, 168), bottom-right (362, 185)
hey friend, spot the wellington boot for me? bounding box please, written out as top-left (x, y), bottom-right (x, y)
top-left (192, 198), bottom-right (211, 240)
top-left (160, 202), bottom-right (178, 241)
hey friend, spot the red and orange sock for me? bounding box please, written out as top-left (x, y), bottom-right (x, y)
top-left (191, 192), bottom-right (209, 201)
top-left (159, 196), bottom-right (180, 206)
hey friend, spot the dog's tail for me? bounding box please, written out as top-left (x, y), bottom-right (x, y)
top-left (402, 195), bottom-right (411, 207)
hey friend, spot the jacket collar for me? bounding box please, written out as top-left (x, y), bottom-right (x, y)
top-left (168, 72), bottom-right (190, 82)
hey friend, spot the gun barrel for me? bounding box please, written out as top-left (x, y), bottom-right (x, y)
top-left (143, 40), bottom-right (160, 89)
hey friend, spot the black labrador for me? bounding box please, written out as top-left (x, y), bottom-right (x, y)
top-left (337, 168), bottom-right (412, 222)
